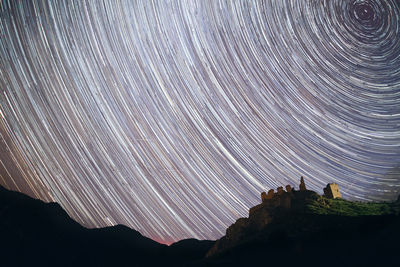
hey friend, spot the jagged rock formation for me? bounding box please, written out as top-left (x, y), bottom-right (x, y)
top-left (206, 178), bottom-right (400, 263)
top-left (2, 181), bottom-right (399, 267)
top-left (207, 177), bottom-right (317, 257)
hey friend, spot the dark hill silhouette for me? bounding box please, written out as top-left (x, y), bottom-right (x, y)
top-left (168, 238), bottom-right (215, 263)
top-left (203, 186), bottom-right (400, 267)
top-left (1, 183), bottom-right (399, 267)
top-left (0, 185), bottom-right (214, 267)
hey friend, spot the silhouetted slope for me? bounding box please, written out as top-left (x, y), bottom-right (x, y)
top-left (0, 185), bottom-right (214, 267)
top-left (204, 189), bottom-right (400, 267)
top-left (168, 238), bottom-right (215, 263)
top-left (0, 185), bottom-right (85, 266)
top-left (3, 184), bottom-right (398, 267)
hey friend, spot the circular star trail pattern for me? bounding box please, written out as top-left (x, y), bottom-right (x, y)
top-left (0, 0), bottom-right (399, 243)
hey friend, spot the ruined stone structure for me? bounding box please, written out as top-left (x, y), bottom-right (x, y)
top-left (277, 186), bottom-right (284, 195)
top-left (266, 189), bottom-right (274, 199)
top-left (299, 176), bottom-right (306, 191)
top-left (280, 193), bottom-right (292, 209)
top-left (260, 177), bottom-right (307, 203)
top-left (258, 179), bottom-right (302, 211)
top-left (261, 192), bottom-right (268, 202)
top-left (260, 176), bottom-right (332, 215)
top-left (261, 189), bottom-right (275, 202)
top-left (261, 178), bottom-right (342, 204)
top-left (285, 185), bottom-right (292, 193)
top-left (323, 183), bottom-right (341, 199)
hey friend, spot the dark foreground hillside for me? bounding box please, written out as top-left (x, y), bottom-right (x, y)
top-left (1, 184), bottom-right (399, 267)
top-left (0, 185), bottom-right (213, 267)
top-left (204, 189), bottom-right (400, 267)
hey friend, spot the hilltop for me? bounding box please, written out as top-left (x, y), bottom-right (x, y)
top-left (203, 178), bottom-right (400, 266)
top-left (0, 185), bottom-right (214, 267)
top-left (1, 179), bottom-right (399, 267)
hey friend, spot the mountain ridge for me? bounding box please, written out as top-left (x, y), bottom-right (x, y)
top-left (204, 180), bottom-right (399, 266)
top-left (0, 185), bottom-right (214, 267)
top-left (1, 182), bottom-right (399, 266)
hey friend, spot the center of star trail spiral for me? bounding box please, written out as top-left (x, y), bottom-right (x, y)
top-left (354, 2), bottom-right (375, 21)
top-left (0, 0), bottom-right (399, 243)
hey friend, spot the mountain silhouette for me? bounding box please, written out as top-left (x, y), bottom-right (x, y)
top-left (0, 185), bottom-right (214, 267)
top-left (204, 186), bottom-right (400, 267)
top-left (1, 183), bottom-right (399, 266)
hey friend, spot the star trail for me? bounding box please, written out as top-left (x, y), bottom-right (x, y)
top-left (0, 0), bottom-right (399, 243)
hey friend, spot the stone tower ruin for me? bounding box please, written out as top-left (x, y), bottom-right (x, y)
top-left (323, 183), bottom-right (341, 199)
top-left (299, 176), bottom-right (306, 191)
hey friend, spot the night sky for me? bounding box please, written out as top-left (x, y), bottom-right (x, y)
top-left (0, 0), bottom-right (399, 244)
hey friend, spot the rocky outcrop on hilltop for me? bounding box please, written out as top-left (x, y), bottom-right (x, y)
top-left (206, 180), bottom-right (318, 258)
top-left (206, 178), bottom-right (400, 260)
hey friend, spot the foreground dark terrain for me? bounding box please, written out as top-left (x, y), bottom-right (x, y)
top-left (0, 185), bottom-right (213, 266)
top-left (1, 184), bottom-right (399, 266)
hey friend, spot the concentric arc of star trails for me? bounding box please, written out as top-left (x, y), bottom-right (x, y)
top-left (0, 0), bottom-right (399, 243)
